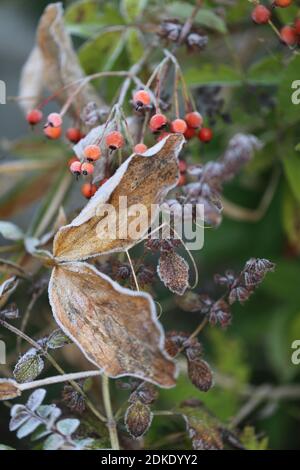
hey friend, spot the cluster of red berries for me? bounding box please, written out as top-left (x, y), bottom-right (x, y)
top-left (68, 130), bottom-right (125, 198)
top-left (133, 89), bottom-right (213, 143)
top-left (251, 1), bottom-right (300, 46)
top-left (26, 109), bottom-right (84, 144)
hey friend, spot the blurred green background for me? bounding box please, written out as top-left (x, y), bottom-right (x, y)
top-left (0, 0), bottom-right (300, 450)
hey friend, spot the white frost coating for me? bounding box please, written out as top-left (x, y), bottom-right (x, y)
top-left (48, 262), bottom-right (178, 388)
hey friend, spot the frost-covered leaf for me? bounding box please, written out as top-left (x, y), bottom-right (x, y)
top-left (16, 417), bottom-right (41, 439)
top-left (125, 400), bottom-right (153, 439)
top-left (49, 262), bottom-right (176, 387)
top-left (56, 418), bottom-right (80, 436)
top-left (9, 411), bottom-right (30, 432)
top-left (157, 251), bottom-right (189, 295)
top-left (26, 389), bottom-right (46, 411)
top-left (0, 221), bottom-right (24, 241)
top-left (43, 433), bottom-right (65, 450)
top-left (13, 352), bottom-right (44, 383)
top-left (46, 406), bottom-right (62, 428)
top-left (46, 329), bottom-right (72, 349)
top-left (53, 134), bottom-right (185, 262)
top-left (36, 404), bottom-right (57, 419)
top-left (0, 379), bottom-right (21, 401)
top-left (19, 3), bottom-right (103, 116)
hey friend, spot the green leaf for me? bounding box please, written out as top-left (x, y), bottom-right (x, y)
top-left (165, 2), bottom-right (227, 33)
top-left (282, 148), bottom-right (300, 204)
top-left (278, 55), bottom-right (300, 125)
top-left (65, 1), bottom-right (124, 38)
top-left (126, 28), bottom-right (144, 64)
top-left (0, 221), bottom-right (24, 241)
top-left (79, 30), bottom-right (124, 74)
top-left (247, 56), bottom-right (284, 86)
top-left (240, 426), bottom-right (268, 450)
top-left (282, 185), bottom-right (300, 252)
top-left (65, 0), bottom-right (100, 23)
top-left (185, 64), bottom-right (242, 87)
top-left (121, 0), bottom-right (148, 22)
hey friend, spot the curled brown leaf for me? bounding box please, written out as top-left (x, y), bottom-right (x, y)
top-left (19, 3), bottom-right (103, 115)
top-left (53, 134), bottom-right (185, 262)
top-left (48, 262), bottom-right (176, 388)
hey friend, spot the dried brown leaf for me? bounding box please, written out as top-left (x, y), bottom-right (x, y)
top-left (53, 134), bottom-right (185, 262)
top-left (0, 379), bottom-right (21, 401)
top-left (19, 3), bottom-right (103, 115)
top-left (48, 262), bottom-right (176, 387)
top-left (157, 251), bottom-right (189, 295)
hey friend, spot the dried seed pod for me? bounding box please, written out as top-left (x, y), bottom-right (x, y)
top-left (125, 400), bottom-right (153, 439)
top-left (187, 358), bottom-right (213, 392)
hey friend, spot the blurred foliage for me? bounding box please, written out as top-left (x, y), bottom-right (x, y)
top-left (1, 0), bottom-right (300, 450)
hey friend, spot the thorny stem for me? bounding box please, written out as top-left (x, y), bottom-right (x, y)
top-left (0, 319), bottom-right (106, 423)
top-left (102, 374), bottom-right (120, 450)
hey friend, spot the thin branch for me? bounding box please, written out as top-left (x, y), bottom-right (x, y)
top-left (19, 370), bottom-right (102, 391)
top-left (102, 374), bottom-right (120, 450)
top-left (0, 319), bottom-right (106, 423)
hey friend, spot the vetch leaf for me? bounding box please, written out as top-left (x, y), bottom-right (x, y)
top-left (157, 251), bottom-right (189, 295)
top-left (53, 134), bottom-right (185, 262)
top-left (43, 433), bottom-right (65, 450)
top-left (16, 417), bottom-right (42, 439)
top-left (56, 418), bottom-right (80, 436)
top-left (9, 412), bottom-right (30, 432)
top-left (26, 389), bottom-right (46, 411)
top-left (49, 262), bottom-right (176, 387)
